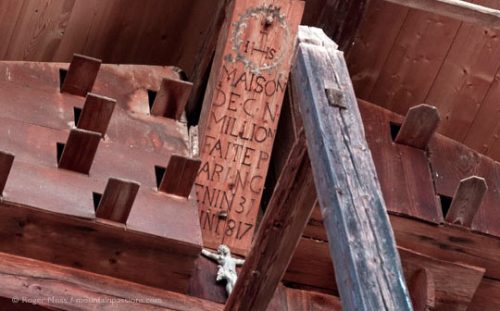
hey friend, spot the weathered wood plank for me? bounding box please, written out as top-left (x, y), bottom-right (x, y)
top-left (58, 128), bottom-right (101, 175)
top-left (0, 251), bottom-right (222, 311)
top-left (287, 237), bottom-right (486, 310)
top-left (395, 104), bottom-right (440, 149)
top-left (383, 0), bottom-right (500, 29)
top-left (0, 151), bottom-right (14, 196)
top-left (61, 54), bottom-right (101, 96)
top-left (151, 77), bottom-right (193, 120)
top-left (225, 135), bottom-right (316, 311)
top-left (96, 178), bottom-right (140, 224)
top-left (292, 26), bottom-right (412, 310)
top-left (76, 93), bottom-right (116, 137)
top-left (445, 176), bottom-right (487, 227)
top-left (469, 277), bottom-right (500, 311)
top-left (196, 0), bottom-right (304, 255)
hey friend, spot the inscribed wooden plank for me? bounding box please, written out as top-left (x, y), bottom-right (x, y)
top-left (196, 0), bottom-right (304, 255)
top-left (292, 26), bottom-right (412, 310)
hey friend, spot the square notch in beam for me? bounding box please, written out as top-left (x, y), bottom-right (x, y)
top-left (150, 78), bottom-right (193, 120)
top-left (157, 155), bottom-right (201, 198)
top-left (0, 151), bottom-right (14, 196)
top-left (61, 54), bottom-right (102, 96)
top-left (58, 128), bottom-right (101, 174)
top-left (76, 93), bottom-right (116, 137)
top-left (95, 178), bottom-right (140, 224)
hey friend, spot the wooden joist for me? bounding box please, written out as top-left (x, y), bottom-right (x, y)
top-left (150, 78), bottom-right (193, 120)
top-left (61, 54), bottom-right (101, 96)
top-left (291, 26), bottom-right (412, 310)
top-left (395, 104), bottom-right (440, 149)
top-left (76, 93), bottom-right (116, 137)
top-left (95, 178), bottom-right (140, 224)
top-left (445, 176), bottom-right (487, 227)
top-left (225, 135), bottom-right (316, 310)
top-left (408, 268), bottom-right (435, 311)
top-left (158, 155), bottom-right (201, 198)
top-left (58, 128), bottom-right (101, 175)
top-left (383, 0), bottom-right (500, 29)
top-left (0, 151), bottom-right (14, 196)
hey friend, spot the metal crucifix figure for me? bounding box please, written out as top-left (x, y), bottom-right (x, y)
top-left (201, 244), bottom-right (245, 296)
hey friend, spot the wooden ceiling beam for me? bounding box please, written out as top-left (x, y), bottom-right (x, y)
top-left (225, 134), bottom-right (315, 311)
top-left (383, 0), bottom-right (500, 29)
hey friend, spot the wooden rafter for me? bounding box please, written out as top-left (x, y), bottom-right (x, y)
top-left (383, 0), bottom-right (500, 29)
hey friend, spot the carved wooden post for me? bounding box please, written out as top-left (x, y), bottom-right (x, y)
top-left (195, 0), bottom-right (304, 255)
top-left (291, 26), bottom-right (413, 310)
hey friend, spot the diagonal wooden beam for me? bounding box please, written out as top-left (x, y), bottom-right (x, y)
top-left (383, 0), bottom-right (500, 29)
top-left (225, 134), bottom-right (315, 311)
top-left (291, 26), bottom-right (412, 310)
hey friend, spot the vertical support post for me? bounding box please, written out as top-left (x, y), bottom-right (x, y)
top-left (291, 26), bottom-right (412, 310)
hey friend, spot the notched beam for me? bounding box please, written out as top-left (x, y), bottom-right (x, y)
top-left (58, 128), bottom-right (101, 174)
top-left (445, 176), bottom-right (487, 227)
top-left (61, 54), bottom-right (101, 96)
top-left (395, 104), bottom-right (440, 149)
top-left (158, 155), bottom-right (201, 198)
top-left (95, 178), bottom-right (140, 224)
top-left (150, 78), bottom-right (193, 120)
top-left (76, 93), bottom-right (116, 137)
top-left (0, 152), bottom-right (14, 196)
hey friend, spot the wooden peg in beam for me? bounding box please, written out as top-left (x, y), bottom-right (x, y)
top-left (409, 268), bottom-right (435, 311)
top-left (61, 54), bottom-right (101, 96)
top-left (395, 104), bottom-right (440, 149)
top-left (95, 178), bottom-right (140, 224)
top-left (76, 93), bottom-right (116, 137)
top-left (58, 128), bottom-right (101, 174)
top-left (0, 151), bottom-right (14, 196)
top-left (150, 78), bottom-right (193, 120)
top-left (158, 155), bottom-right (201, 198)
top-left (445, 176), bottom-right (487, 227)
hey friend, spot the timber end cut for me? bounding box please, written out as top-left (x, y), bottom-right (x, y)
top-left (196, 0), bottom-right (305, 256)
top-left (0, 60), bottom-right (202, 294)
